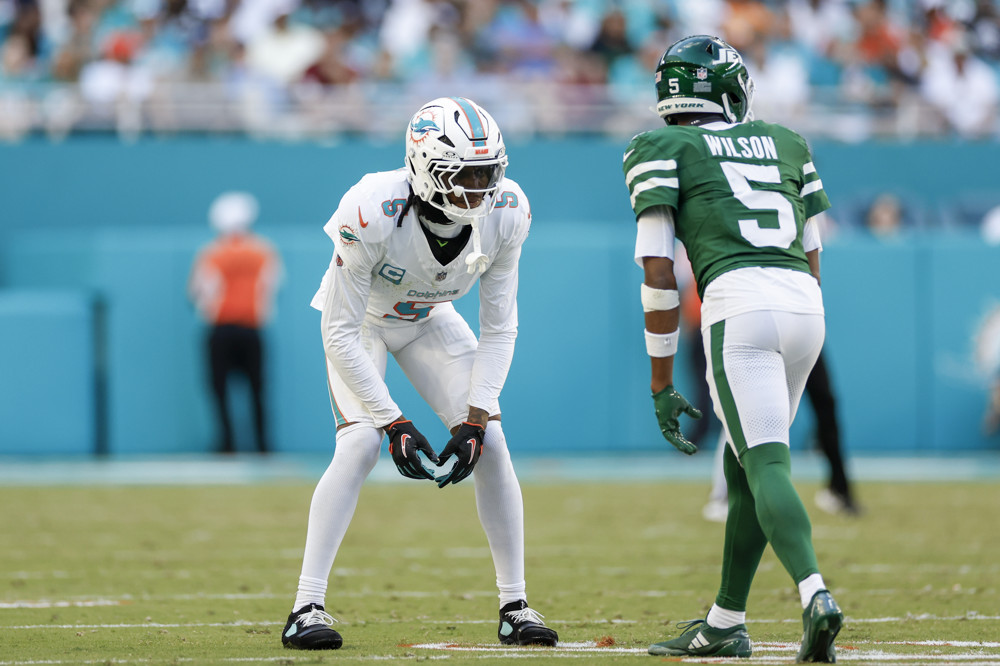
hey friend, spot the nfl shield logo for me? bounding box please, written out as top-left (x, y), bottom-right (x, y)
top-left (436, 271), bottom-right (447, 281)
top-left (696, 67), bottom-right (708, 80)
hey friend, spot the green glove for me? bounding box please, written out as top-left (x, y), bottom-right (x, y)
top-left (652, 385), bottom-right (703, 455)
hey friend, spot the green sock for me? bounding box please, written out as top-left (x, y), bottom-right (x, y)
top-left (715, 443), bottom-right (768, 612)
top-left (742, 442), bottom-right (819, 584)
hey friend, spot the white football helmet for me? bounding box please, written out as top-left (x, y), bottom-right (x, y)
top-left (405, 97), bottom-right (508, 222)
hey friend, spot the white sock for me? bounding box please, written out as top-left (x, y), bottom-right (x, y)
top-left (473, 422), bottom-right (526, 607)
top-left (293, 423), bottom-right (382, 612)
top-left (707, 604), bottom-right (746, 629)
top-left (498, 583), bottom-right (526, 608)
top-left (293, 575), bottom-right (327, 612)
top-left (798, 573), bottom-right (827, 609)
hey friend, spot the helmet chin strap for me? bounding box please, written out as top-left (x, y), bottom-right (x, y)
top-left (465, 216), bottom-right (489, 274)
top-left (453, 177), bottom-right (488, 272)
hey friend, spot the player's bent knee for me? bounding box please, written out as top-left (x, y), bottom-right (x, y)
top-left (482, 421), bottom-right (515, 466)
top-left (333, 422), bottom-right (383, 470)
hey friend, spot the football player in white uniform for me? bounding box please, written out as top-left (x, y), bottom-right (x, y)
top-left (280, 97), bottom-right (558, 651)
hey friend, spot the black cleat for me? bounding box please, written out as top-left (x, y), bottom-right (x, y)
top-left (498, 600), bottom-right (558, 646)
top-left (281, 603), bottom-right (343, 650)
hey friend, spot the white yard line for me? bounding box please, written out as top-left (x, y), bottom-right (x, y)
top-left (5, 616), bottom-right (1000, 629)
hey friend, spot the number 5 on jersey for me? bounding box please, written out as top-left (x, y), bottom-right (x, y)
top-left (385, 301), bottom-right (436, 322)
top-left (720, 161), bottom-right (796, 249)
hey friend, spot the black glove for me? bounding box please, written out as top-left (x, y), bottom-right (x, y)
top-left (386, 419), bottom-right (438, 481)
top-left (435, 422), bottom-right (485, 488)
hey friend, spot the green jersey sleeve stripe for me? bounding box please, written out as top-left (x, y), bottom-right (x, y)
top-left (803, 161), bottom-right (816, 174)
top-left (625, 159), bottom-right (677, 186)
top-left (630, 178), bottom-right (679, 208)
top-left (800, 180), bottom-right (823, 196)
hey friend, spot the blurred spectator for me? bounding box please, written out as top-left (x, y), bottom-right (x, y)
top-left (786, 0), bottom-right (855, 89)
top-left (537, 0), bottom-right (601, 51)
top-left (671, 0), bottom-right (724, 36)
top-left (806, 350), bottom-right (860, 516)
top-left (245, 9), bottom-right (324, 86)
top-left (966, 0), bottom-right (1000, 60)
top-left (919, 30), bottom-right (999, 138)
top-left (189, 191), bottom-right (283, 455)
top-left (866, 192), bottom-right (904, 238)
top-left (745, 36), bottom-right (810, 126)
top-left (1, 0), bottom-right (1000, 139)
top-left (588, 6), bottom-right (632, 77)
top-left (721, 0), bottom-right (777, 53)
top-left (850, 0), bottom-right (908, 75)
top-left (835, 0), bottom-right (921, 110)
top-left (921, 0), bottom-right (959, 46)
top-left (1, 30), bottom-right (36, 80)
top-left (1, 1), bottom-right (44, 80)
top-left (479, 0), bottom-right (559, 78)
top-left (982, 204), bottom-right (1000, 245)
top-left (985, 379), bottom-right (1000, 436)
top-left (184, 14), bottom-right (241, 82)
top-left (50, 0), bottom-right (100, 81)
top-left (975, 302), bottom-right (1000, 436)
top-left (787, 0), bottom-right (854, 58)
top-left (78, 29), bottom-right (153, 135)
top-left (377, 0), bottom-right (449, 74)
top-left (230, 0), bottom-right (297, 45)
top-left (302, 25), bottom-right (360, 86)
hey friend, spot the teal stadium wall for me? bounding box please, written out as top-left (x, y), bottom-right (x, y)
top-left (1, 138), bottom-right (999, 456)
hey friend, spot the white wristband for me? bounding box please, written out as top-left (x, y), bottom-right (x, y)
top-left (645, 329), bottom-right (679, 357)
top-left (640, 283), bottom-right (680, 312)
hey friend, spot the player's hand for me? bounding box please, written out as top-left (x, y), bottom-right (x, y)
top-left (435, 422), bottom-right (485, 488)
top-left (652, 385), bottom-right (703, 455)
top-left (386, 419), bottom-right (439, 481)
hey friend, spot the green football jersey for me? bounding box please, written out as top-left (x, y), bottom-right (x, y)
top-left (623, 120), bottom-right (830, 298)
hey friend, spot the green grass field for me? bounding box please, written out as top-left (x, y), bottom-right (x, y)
top-left (3, 476), bottom-right (999, 664)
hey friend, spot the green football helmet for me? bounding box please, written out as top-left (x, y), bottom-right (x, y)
top-left (654, 35), bottom-right (754, 124)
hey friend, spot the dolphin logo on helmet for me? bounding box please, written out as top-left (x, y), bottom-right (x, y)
top-left (409, 115), bottom-right (440, 143)
top-left (404, 97), bottom-right (508, 223)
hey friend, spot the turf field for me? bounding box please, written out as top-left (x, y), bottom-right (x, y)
top-left (3, 472), bottom-right (999, 664)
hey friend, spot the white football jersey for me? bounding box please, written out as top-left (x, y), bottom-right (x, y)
top-left (311, 169), bottom-right (530, 326)
top-left (311, 168), bottom-right (531, 426)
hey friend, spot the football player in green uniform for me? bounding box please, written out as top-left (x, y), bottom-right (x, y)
top-left (623, 35), bottom-right (844, 662)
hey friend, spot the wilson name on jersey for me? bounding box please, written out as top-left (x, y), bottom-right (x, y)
top-left (623, 120), bottom-right (830, 297)
top-left (311, 169), bottom-right (530, 323)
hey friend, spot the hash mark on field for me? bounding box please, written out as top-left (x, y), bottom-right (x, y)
top-left (406, 640), bottom-right (1000, 662)
top-left (400, 641), bottom-right (1000, 666)
top-left (2, 642), bottom-right (1000, 664)
top-left (4, 613), bottom-right (1000, 630)
top-left (0, 600), bottom-right (128, 609)
top-left (408, 641), bottom-right (646, 655)
top-left (6, 588), bottom-right (997, 605)
top-left (748, 613), bottom-right (1000, 625)
top-left (7, 620), bottom-right (273, 630)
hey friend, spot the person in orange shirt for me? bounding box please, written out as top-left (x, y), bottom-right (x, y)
top-left (189, 191), bottom-right (283, 454)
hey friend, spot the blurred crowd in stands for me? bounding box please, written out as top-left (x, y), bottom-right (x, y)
top-left (1, 0), bottom-right (999, 140)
